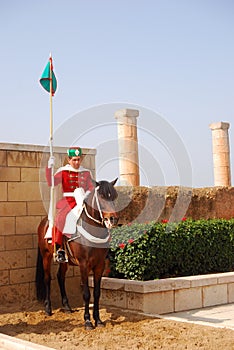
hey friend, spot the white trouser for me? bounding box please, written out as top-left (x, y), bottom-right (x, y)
top-left (63, 188), bottom-right (85, 234)
top-left (44, 188), bottom-right (86, 238)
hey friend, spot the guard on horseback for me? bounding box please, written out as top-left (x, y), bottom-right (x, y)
top-left (46, 147), bottom-right (94, 263)
top-left (38, 56), bottom-right (119, 326)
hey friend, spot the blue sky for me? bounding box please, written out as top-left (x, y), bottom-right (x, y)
top-left (1, 0), bottom-right (234, 187)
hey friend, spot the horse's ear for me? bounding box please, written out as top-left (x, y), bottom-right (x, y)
top-left (92, 179), bottom-right (100, 187)
top-left (111, 178), bottom-right (118, 186)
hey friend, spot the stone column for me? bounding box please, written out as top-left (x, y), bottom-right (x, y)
top-left (115, 109), bottom-right (140, 186)
top-left (209, 121), bottom-right (231, 186)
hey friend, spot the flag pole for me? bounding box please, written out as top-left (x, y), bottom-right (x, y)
top-left (39, 54), bottom-right (57, 256)
top-left (49, 54), bottom-right (54, 172)
top-left (49, 54), bottom-right (56, 256)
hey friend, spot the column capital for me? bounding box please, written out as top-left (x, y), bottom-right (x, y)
top-left (209, 121), bottom-right (230, 131)
top-left (115, 109), bottom-right (139, 120)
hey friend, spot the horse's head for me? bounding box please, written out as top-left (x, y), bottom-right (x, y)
top-left (85, 178), bottom-right (119, 229)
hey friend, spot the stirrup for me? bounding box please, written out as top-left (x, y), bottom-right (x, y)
top-left (55, 249), bottom-right (68, 263)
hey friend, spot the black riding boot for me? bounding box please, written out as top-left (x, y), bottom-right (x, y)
top-left (55, 244), bottom-right (67, 263)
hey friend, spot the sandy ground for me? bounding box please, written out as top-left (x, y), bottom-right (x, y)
top-left (0, 302), bottom-right (234, 350)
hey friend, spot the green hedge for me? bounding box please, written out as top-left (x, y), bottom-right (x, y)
top-left (109, 219), bottom-right (234, 281)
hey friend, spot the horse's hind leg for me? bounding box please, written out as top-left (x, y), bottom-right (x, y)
top-left (57, 263), bottom-right (72, 313)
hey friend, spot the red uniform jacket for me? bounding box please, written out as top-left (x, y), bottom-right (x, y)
top-left (46, 164), bottom-right (94, 243)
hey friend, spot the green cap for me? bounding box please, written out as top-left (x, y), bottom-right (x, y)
top-left (67, 147), bottom-right (82, 157)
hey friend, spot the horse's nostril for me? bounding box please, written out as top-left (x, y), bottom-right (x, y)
top-left (110, 217), bottom-right (119, 226)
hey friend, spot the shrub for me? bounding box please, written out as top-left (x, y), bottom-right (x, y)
top-left (109, 219), bottom-right (234, 281)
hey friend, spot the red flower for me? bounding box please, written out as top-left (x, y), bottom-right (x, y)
top-left (182, 217), bottom-right (187, 221)
top-left (105, 268), bottom-right (111, 275)
top-left (119, 243), bottom-right (125, 249)
top-left (161, 219), bottom-right (168, 224)
top-left (128, 239), bottom-right (134, 244)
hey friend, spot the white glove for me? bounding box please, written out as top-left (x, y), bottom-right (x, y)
top-left (48, 156), bottom-right (55, 168)
top-left (84, 190), bottom-right (91, 199)
top-left (74, 188), bottom-right (85, 208)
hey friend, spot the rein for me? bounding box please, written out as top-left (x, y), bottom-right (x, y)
top-left (83, 202), bottom-right (103, 225)
top-left (83, 186), bottom-right (112, 228)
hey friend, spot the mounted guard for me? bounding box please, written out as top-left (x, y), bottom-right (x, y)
top-left (45, 147), bottom-right (94, 262)
top-left (37, 55), bottom-right (119, 329)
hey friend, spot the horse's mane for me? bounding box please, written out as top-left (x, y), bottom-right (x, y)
top-left (97, 180), bottom-right (118, 201)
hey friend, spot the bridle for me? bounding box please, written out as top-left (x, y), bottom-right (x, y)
top-left (82, 186), bottom-right (117, 228)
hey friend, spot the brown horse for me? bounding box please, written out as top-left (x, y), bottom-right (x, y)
top-left (36, 178), bottom-right (118, 330)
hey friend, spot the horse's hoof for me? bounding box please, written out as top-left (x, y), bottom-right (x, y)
top-left (64, 308), bottom-right (73, 314)
top-left (63, 305), bottom-right (73, 314)
top-left (45, 310), bottom-right (52, 316)
top-left (95, 320), bottom-right (105, 328)
top-left (84, 320), bottom-right (94, 330)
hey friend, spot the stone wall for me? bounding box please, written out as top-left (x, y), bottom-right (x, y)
top-left (115, 186), bottom-right (234, 225)
top-left (0, 143), bottom-right (96, 306)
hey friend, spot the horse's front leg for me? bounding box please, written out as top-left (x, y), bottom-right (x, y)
top-left (57, 263), bottom-right (72, 313)
top-left (80, 263), bottom-right (94, 330)
top-left (93, 265), bottom-right (105, 327)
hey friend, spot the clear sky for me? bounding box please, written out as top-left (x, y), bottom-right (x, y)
top-left (1, 0), bottom-right (234, 187)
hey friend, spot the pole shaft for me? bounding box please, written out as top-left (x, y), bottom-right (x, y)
top-left (49, 56), bottom-right (56, 254)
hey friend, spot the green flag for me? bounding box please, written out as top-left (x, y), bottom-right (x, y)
top-left (39, 57), bottom-right (57, 95)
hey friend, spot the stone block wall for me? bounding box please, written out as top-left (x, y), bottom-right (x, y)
top-left (0, 143), bottom-right (96, 306)
top-left (89, 272), bottom-right (234, 314)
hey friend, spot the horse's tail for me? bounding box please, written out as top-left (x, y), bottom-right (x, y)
top-left (35, 247), bottom-right (45, 301)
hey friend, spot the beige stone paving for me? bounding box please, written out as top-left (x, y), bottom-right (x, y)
top-left (160, 303), bottom-right (234, 330)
